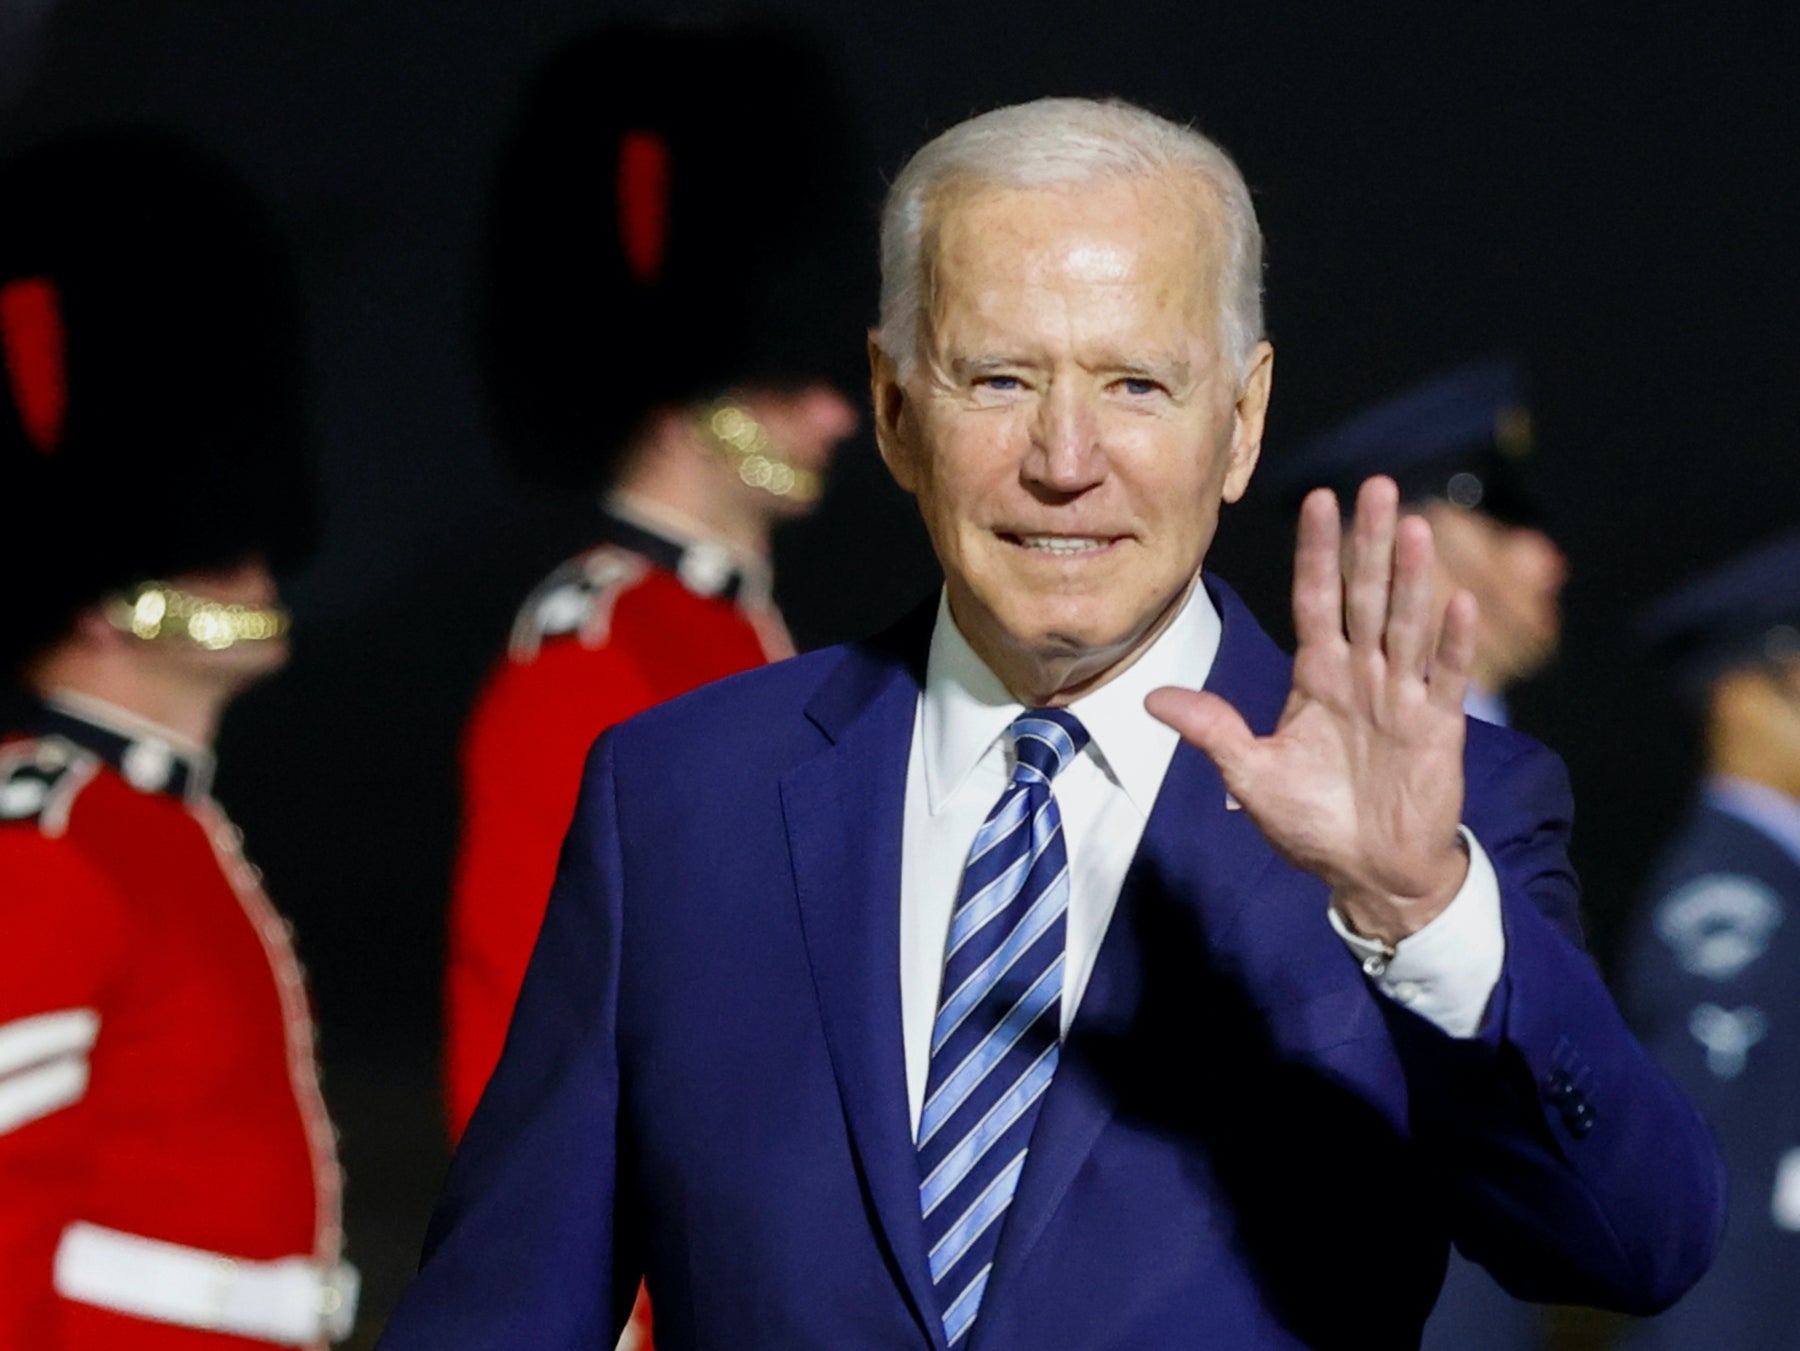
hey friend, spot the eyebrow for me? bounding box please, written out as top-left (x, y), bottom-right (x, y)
top-left (949, 354), bottom-right (1037, 379)
top-left (1105, 357), bottom-right (1191, 385)
top-left (948, 354), bottom-right (1192, 383)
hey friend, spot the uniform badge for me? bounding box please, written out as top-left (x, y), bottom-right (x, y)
top-left (1687, 1002), bottom-right (1766, 1080)
top-left (1773, 1149), bottom-right (1800, 1231)
top-left (0, 738), bottom-right (98, 836)
top-left (508, 548), bottom-right (648, 660)
top-left (1655, 873), bottom-right (1783, 981)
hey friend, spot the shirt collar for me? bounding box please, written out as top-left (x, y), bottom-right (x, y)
top-left (1706, 775), bottom-right (1800, 870)
top-left (35, 689), bottom-right (215, 802)
top-left (920, 576), bottom-right (1223, 816)
top-left (1462, 683), bottom-right (1509, 727)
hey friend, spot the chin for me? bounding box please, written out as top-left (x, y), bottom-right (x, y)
top-left (1502, 635), bottom-right (1559, 686)
top-left (216, 643), bottom-right (291, 687)
top-left (1022, 619), bottom-right (1155, 689)
top-left (995, 597), bottom-right (1110, 654)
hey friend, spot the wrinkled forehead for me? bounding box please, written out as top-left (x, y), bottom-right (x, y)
top-left (920, 172), bottom-right (1228, 340)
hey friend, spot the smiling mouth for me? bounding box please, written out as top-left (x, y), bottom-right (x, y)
top-left (1001, 533), bottom-right (1120, 557)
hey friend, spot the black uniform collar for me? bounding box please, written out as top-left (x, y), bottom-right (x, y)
top-left (29, 692), bottom-right (214, 803)
top-left (597, 496), bottom-right (769, 604)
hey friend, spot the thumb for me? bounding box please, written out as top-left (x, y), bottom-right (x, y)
top-left (1145, 687), bottom-right (1258, 782)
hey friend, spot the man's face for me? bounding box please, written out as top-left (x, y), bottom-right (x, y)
top-left (1765, 656), bottom-right (1800, 772)
top-left (872, 175), bottom-right (1271, 703)
top-left (1420, 502), bottom-right (1567, 693)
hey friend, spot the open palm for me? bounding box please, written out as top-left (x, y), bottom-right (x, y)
top-left (1148, 477), bottom-right (1476, 945)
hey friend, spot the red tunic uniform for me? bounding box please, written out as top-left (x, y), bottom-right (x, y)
top-left (0, 697), bottom-right (352, 1349)
top-left (445, 519), bottom-right (791, 1135)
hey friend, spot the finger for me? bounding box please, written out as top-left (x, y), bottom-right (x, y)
top-left (1427, 589), bottom-right (1479, 713)
top-left (1385, 512), bottom-right (1438, 678)
top-left (1344, 476), bottom-right (1399, 650)
top-left (1291, 488), bottom-right (1345, 649)
top-left (1145, 686), bottom-right (1259, 788)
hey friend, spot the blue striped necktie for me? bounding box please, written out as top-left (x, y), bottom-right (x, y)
top-left (918, 707), bottom-right (1089, 1347)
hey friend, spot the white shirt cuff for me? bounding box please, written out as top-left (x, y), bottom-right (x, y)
top-left (1326, 826), bottom-right (1505, 1039)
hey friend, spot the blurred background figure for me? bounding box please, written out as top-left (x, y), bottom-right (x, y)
top-left (1620, 533), bottom-right (1800, 1349)
top-left (0, 128), bottom-right (355, 1347)
top-left (1269, 357), bottom-right (1568, 729)
top-left (443, 23), bottom-right (860, 1346)
top-left (1267, 356), bottom-right (1570, 1351)
top-left (0, 0), bottom-right (56, 105)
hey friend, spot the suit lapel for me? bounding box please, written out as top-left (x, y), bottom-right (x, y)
top-left (781, 611), bottom-right (947, 1350)
top-left (976, 577), bottom-right (1296, 1331)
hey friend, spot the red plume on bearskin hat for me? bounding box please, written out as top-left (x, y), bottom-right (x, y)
top-left (474, 20), bottom-right (861, 491)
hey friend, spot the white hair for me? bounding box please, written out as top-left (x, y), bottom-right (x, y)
top-left (876, 97), bottom-right (1265, 380)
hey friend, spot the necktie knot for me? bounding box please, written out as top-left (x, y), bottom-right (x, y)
top-left (1009, 708), bottom-right (1089, 785)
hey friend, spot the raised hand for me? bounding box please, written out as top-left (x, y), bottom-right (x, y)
top-left (1146, 476), bottom-right (1478, 946)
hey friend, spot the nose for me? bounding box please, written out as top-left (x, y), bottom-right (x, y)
top-left (795, 384), bottom-right (859, 444)
top-left (1024, 383), bottom-right (1104, 496)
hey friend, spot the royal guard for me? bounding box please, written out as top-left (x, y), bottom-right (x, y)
top-left (445, 28), bottom-right (860, 1345)
top-left (447, 21), bottom-right (860, 1128)
top-left (0, 129), bottom-right (355, 1346)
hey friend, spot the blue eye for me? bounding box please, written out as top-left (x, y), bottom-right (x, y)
top-left (981, 375), bottom-right (1022, 392)
top-left (1120, 378), bottom-right (1160, 396)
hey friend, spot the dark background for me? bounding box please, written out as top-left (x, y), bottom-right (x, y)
top-left (4, 2), bottom-right (1795, 1343)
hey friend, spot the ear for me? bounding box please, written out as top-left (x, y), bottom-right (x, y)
top-left (647, 404), bottom-right (712, 465)
top-left (868, 331), bottom-right (917, 495)
top-left (1221, 340), bottom-right (1274, 504)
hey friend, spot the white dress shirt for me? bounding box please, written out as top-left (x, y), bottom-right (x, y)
top-left (1708, 775), bottom-right (1800, 868)
top-left (899, 578), bottom-right (1507, 1134)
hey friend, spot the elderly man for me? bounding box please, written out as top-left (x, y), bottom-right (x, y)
top-left (446, 17), bottom-right (859, 1143)
top-left (446, 28), bottom-right (859, 1348)
top-left (380, 98), bottom-right (1720, 1350)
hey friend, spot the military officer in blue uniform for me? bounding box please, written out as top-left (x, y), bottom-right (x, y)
top-left (1621, 531), bottom-right (1800, 1349)
top-left (1268, 358), bottom-right (1567, 730)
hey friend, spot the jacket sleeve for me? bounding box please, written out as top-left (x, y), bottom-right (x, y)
top-left (386, 733), bottom-right (640, 1350)
top-left (1387, 740), bottom-right (1727, 1315)
top-left (0, 830), bottom-right (126, 1348)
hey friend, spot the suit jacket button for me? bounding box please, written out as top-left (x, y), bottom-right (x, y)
top-left (1563, 1099), bottom-right (1596, 1138)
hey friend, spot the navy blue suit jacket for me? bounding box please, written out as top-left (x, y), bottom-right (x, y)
top-left (382, 578), bottom-right (1723, 1350)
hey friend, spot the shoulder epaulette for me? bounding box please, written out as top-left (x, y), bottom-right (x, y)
top-left (0, 737), bottom-right (101, 837)
top-left (507, 545), bottom-right (651, 662)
